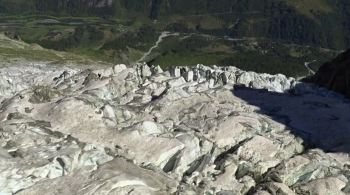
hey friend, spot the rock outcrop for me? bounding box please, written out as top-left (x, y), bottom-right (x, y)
top-left (4, 32), bottom-right (21, 41)
top-left (0, 63), bottom-right (350, 194)
top-left (310, 48), bottom-right (350, 98)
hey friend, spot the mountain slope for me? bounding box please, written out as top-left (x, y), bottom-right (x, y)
top-left (1, 0), bottom-right (348, 49)
top-left (1, 22), bottom-right (350, 194)
top-left (310, 48), bottom-right (350, 98)
top-left (0, 32), bottom-right (112, 68)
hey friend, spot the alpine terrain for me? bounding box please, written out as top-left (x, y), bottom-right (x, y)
top-left (0, 32), bottom-right (350, 195)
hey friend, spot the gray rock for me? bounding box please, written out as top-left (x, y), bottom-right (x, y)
top-left (17, 158), bottom-right (178, 195)
top-left (141, 63), bottom-right (152, 78)
top-left (0, 63), bottom-right (349, 195)
top-left (113, 64), bottom-right (127, 74)
top-left (269, 149), bottom-right (342, 186)
top-left (263, 182), bottom-right (296, 195)
top-left (183, 70), bottom-right (194, 82)
top-left (170, 67), bottom-right (181, 77)
top-left (151, 65), bottom-right (163, 74)
top-left (293, 176), bottom-right (347, 195)
top-left (252, 191), bottom-right (271, 195)
top-left (168, 77), bottom-right (186, 88)
top-left (237, 135), bottom-right (302, 181)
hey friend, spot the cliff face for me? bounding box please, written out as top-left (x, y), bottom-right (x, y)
top-left (311, 49), bottom-right (350, 98)
top-left (1, 62), bottom-right (350, 195)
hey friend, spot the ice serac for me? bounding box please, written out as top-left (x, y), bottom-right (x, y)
top-left (0, 63), bottom-right (349, 194)
top-left (293, 176), bottom-right (347, 195)
top-left (17, 158), bottom-right (178, 195)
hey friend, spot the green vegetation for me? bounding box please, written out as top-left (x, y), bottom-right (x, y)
top-left (0, 33), bottom-right (111, 68)
top-left (0, 0), bottom-right (345, 77)
top-left (220, 52), bottom-right (307, 78)
top-left (36, 25), bottom-right (105, 51)
top-left (1, 0), bottom-right (350, 49)
top-left (284, 0), bottom-right (333, 19)
top-left (101, 25), bottom-right (158, 51)
top-left (148, 36), bottom-right (337, 77)
top-left (149, 52), bottom-right (230, 69)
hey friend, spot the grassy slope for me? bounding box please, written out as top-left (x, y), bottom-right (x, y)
top-left (0, 33), bottom-right (112, 68)
top-left (283, 0), bottom-right (333, 20)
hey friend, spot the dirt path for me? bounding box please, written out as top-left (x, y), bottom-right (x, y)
top-left (136, 31), bottom-right (178, 63)
top-left (304, 60), bottom-right (316, 75)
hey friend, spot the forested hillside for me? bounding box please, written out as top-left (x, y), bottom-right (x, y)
top-left (0, 0), bottom-right (116, 16)
top-left (1, 0), bottom-right (350, 50)
top-left (0, 0), bottom-right (344, 78)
